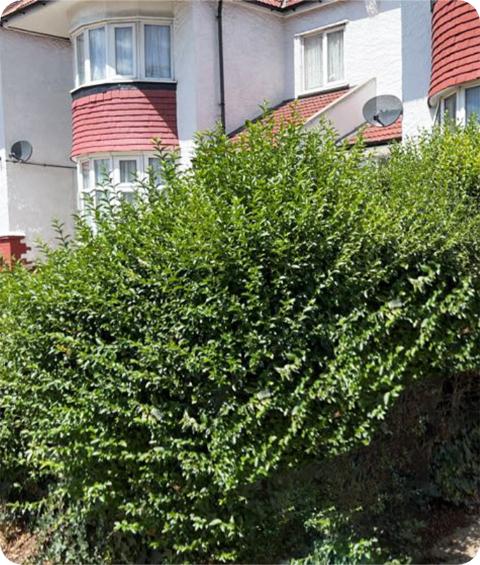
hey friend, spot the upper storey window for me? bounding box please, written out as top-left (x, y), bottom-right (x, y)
top-left (299, 26), bottom-right (345, 94)
top-left (74, 20), bottom-right (172, 88)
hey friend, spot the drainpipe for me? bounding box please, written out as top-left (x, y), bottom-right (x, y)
top-left (217, 0), bottom-right (226, 131)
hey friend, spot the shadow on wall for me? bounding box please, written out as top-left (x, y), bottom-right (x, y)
top-left (401, 0), bottom-right (435, 136)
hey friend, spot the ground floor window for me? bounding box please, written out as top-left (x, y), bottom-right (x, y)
top-left (438, 83), bottom-right (480, 125)
top-left (78, 153), bottom-right (163, 221)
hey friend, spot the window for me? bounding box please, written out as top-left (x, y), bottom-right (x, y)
top-left (74, 20), bottom-right (173, 87)
top-left (144, 24), bottom-right (171, 78)
top-left (89, 27), bottom-right (106, 81)
top-left (466, 86), bottom-right (480, 123)
top-left (148, 157), bottom-right (164, 186)
top-left (76, 34), bottom-right (86, 85)
top-left (442, 93), bottom-right (457, 122)
top-left (438, 84), bottom-right (480, 126)
top-left (78, 154), bottom-right (163, 219)
top-left (300, 27), bottom-right (345, 93)
top-left (114, 26), bottom-right (135, 77)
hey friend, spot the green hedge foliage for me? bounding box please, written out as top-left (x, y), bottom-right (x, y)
top-left (1, 117), bottom-right (480, 562)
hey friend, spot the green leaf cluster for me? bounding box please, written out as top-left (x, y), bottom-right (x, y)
top-left (0, 117), bottom-right (480, 562)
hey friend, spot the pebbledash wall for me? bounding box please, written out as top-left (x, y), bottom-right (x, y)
top-left (0, 27), bottom-right (75, 262)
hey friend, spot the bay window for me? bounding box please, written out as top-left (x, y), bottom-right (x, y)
top-left (78, 154), bottom-right (164, 216)
top-left (300, 26), bottom-right (345, 94)
top-left (439, 84), bottom-right (480, 125)
top-left (73, 20), bottom-right (173, 88)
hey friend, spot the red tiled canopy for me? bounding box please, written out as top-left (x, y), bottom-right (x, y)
top-left (231, 87), bottom-right (351, 138)
top-left (348, 116), bottom-right (402, 146)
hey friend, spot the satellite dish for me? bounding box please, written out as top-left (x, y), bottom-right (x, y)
top-left (363, 95), bottom-right (403, 127)
top-left (10, 140), bottom-right (33, 162)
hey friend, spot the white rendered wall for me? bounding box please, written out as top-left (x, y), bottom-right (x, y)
top-left (284, 0), bottom-right (403, 102)
top-left (401, 0), bottom-right (434, 139)
top-left (222, 1), bottom-right (284, 133)
top-left (0, 29), bottom-right (76, 260)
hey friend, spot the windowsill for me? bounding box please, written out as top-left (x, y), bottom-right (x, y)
top-left (297, 82), bottom-right (349, 98)
top-left (70, 77), bottom-right (177, 95)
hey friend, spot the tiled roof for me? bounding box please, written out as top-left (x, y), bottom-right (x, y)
top-left (231, 87), bottom-right (351, 138)
top-left (2, 0), bottom-right (39, 17)
top-left (2, 0), bottom-right (311, 18)
top-left (348, 116), bottom-right (402, 146)
top-left (429, 0), bottom-right (480, 101)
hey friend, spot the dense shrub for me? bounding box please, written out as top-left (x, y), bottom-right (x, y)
top-left (1, 117), bottom-right (480, 562)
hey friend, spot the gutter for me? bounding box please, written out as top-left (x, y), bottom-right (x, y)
top-left (217, 0), bottom-right (226, 131)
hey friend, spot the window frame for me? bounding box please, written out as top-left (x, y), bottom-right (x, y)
top-left (77, 152), bottom-right (164, 214)
top-left (297, 23), bottom-right (347, 96)
top-left (438, 81), bottom-right (480, 126)
top-left (72, 18), bottom-right (174, 90)
top-left (113, 155), bottom-right (142, 198)
top-left (111, 22), bottom-right (137, 80)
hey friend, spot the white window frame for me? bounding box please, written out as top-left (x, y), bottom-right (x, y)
top-left (77, 152), bottom-right (164, 214)
top-left (72, 18), bottom-right (174, 90)
top-left (296, 22), bottom-right (347, 97)
top-left (113, 155), bottom-right (142, 198)
top-left (110, 23), bottom-right (137, 80)
top-left (438, 81), bottom-right (480, 126)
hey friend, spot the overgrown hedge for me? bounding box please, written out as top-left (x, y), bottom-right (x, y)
top-left (0, 117), bottom-right (480, 562)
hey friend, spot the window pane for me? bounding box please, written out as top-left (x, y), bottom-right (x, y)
top-left (94, 159), bottom-right (110, 186)
top-left (76, 33), bottom-right (86, 85)
top-left (120, 191), bottom-right (135, 204)
top-left (145, 25), bottom-right (171, 78)
top-left (115, 27), bottom-right (134, 76)
top-left (81, 161), bottom-right (90, 190)
top-left (89, 27), bottom-right (106, 81)
top-left (303, 34), bottom-right (323, 91)
top-left (120, 160), bottom-right (138, 184)
top-left (327, 30), bottom-right (344, 82)
top-left (95, 189), bottom-right (109, 207)
top-left (466, 86), bottom-right (480, 123)
top-left (442, 93), bottom-right (456, 122)
top-left (148, 157), bottom-right (163, 185)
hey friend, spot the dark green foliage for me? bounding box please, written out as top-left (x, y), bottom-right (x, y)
top-left (0, 117), bottom-right (480, 562)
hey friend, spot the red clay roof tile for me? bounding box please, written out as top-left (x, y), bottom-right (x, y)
top-left (348, 116), bottom-right (402, 146)
top-left (231, 87), bottom-right (351, 138)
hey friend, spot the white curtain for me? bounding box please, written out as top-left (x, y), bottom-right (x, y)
top-left (304, 34), bottom-right (323, 91)
top-left (145, 25), bottom-right (171, 78)
top-left (327, 31), bottom-right (344, 83)
top-left (89, 27), bottom-right (106, 81)
top-left (76, 34), bottom-right (85, 85)
top-left (115, 27), bottom-right (134, 76)
top-left (466, 86), bottom-right (480, 122)
top-left (120, 160), bottom-right (137, 184)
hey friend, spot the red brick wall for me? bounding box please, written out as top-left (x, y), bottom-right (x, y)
top-left (429, 0), bottom-right (480, 101)
top-left (72, 86), bottom-right (179, 157)
top-left (0, 235), bottom-right (29, 265)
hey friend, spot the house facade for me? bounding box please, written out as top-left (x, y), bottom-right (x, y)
top-left (0, 0), bottom-right (478, 262)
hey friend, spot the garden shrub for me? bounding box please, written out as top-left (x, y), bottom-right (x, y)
top-left (0, 117), bottom-right (480, 562)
